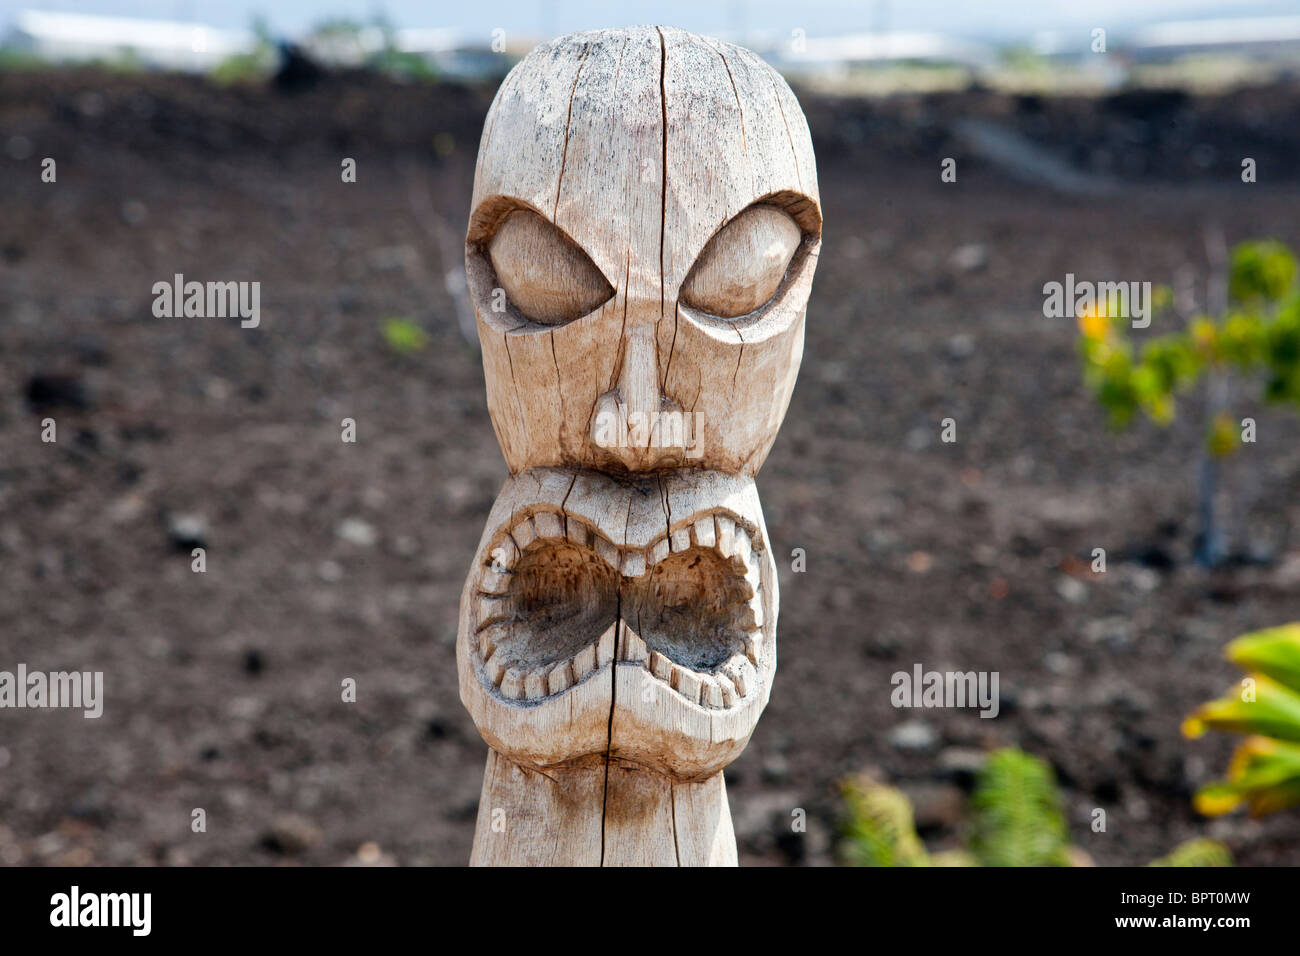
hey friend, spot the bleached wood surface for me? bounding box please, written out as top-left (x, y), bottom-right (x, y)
top-left (459, 25), bottom-right (820, 865)
top-left (465, 24), bottom-right (820, 477)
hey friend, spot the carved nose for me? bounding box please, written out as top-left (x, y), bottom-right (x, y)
top-left (591, 324), bottom-right (686, 470)
top-left (616, 324), bottom-right (660, 423)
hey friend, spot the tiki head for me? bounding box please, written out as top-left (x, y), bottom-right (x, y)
top-left (458, 25), bottom-right (819, 782)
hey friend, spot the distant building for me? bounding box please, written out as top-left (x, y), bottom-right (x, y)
top-left (772, 31), bottom-right (997, 72)
top-left (392, 28), bottom-right (515, 78)
top-left (4, 9), bottom-right (254, 71)
top-left (298, 25), bottom-right (512, 78)
top-left (1130, 16), bottom-right (1300, 62)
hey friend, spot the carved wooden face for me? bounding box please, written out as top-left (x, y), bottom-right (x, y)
top-left (457, 468), bottom-right (778, 778)
top-left (459, 26), bottom-right (819, 779)
top-left (464, 25), bottom-right (821, 475)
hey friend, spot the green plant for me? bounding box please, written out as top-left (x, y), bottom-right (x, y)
top-left (1149, 838), bottom-right (1233, 867)
top-left (840, 748), bottom-right (1230, 867)
top-left (212, 51), bottom-right (276, 85)
top-left (1077, 239), bottom-right (1300, 565)
top-left (1184, 623), bottom-right (1300, 817)
top-left (841, 775), bottom-right (930, 866)
top-left (968, 748), bottom-right (1072, 866)
top-left (381, 317), bottom-right (429, 355)
top-left (0, 48), bottom-right (49, 71)
top-left (211, 16), bottom-right (277, 85)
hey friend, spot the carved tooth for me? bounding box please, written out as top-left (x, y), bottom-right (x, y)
top-left (748, 593), bottom-right (765, 629)
top-left (500, 667), bottom-right (525, 700)
top-left (649, 651), bottom-right (673, 682)
top-left (733, 526), bottom-right (753, 567)
top-left (746, 629), bottom-right (763, 665)
top-left (573, 643), bottom-right (597, 679)
top-left (478, 623), bottom-right (503, 660)
top-left (650, 537), bottom-right (670, 566)
top-left (622, 549), bottom-right (647, 578)
top-left (484, 650), bottom-right (507, 687)
top-left (672, 665), bottom-right (703, 704)
top-left (715, 515), bottom-right (735, 557)
top-left (594, 535), bottom-right (619, 569)
top-left (565, 519), bottom-right (589, 548)
top-left (744, 553), bottom-right (762, 594)
top-left (737, 601), bottom-right (758, 631)
top-left (475, 595), bottom-right (512, 629)
top-left (479, 566), bottom-right (512, 595)
top-left (671, 527), bottom-right (692, 553)
top-left (596, 624), bottom-right (617, 666)
top-left (715, 672), bottom-right (737, 707)
top-left (619, 626), bottom-right (648, 663)
top-left (722, 656), bottom-right (754, 697)
top-left (511, 517), bottom-right (537, 551)
top-left (693, 516), bottom-right (716, 549)
top-left (699, 674), bottom-right (723, 709)
top-left (532, 511), bottom-right (564, 541)
top-left (548, 658), bottom-right (573, 695)
top-left (737, 658), bottom-right (757, 695)
top-left (524, 668), bottom-right (549, 699)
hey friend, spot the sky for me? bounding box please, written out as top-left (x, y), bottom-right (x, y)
top-left (2, 0), bottom-right (1299, 43)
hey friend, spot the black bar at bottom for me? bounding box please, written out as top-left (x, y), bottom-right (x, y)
top-left (0, 864), bottom-right (1280, 942)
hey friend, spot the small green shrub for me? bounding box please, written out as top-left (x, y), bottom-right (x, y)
top-left (1184, 623), bottom-right (1300, 816)
top-left (1077, 239), bottom-right (1300, 565)
top-left (840, 776), bottom-right (929, 867)
top-left (1149, 838), bottom-right (1233, 867)
top-left (840, 748), bottom-right (1230, 867)
top-left (968, 748), bottom-right (1072, 866)
top-left (382, 317), bottom-right (429, 354)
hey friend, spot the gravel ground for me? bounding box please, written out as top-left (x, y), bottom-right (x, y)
top-left (2, 68), bottom-right (1299, 866)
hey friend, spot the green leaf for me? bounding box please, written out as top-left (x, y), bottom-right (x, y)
top-left (382, 317), bottom-right (429, 354)
top-left (1217, 312), bottom-right (1267, 369)
top-left (1148, 838), bottom-right (1232, 867)
top-left (1206, 413), bottom-right (1240, 458)
top-left (1230, 240), bottom-right (1297, 304)
top-left (1183, 674), bottom-right (1300, 743)
top-left (1225, 624), bottom-right (1300, 694)
top-left (930, 849), bottom-right (979, 866)
top-left (1193, 737), bottom-right (1300, 817)
top-left (840, 776), bottom-right (930, 867)
top-left (969, 749), bottom-right (1072, 867)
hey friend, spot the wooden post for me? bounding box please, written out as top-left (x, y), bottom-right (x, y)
top-left (458, 25), bottom-right (821, 866)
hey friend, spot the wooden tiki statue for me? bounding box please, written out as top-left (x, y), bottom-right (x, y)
top-left (459, 25), bottom-right (820, 865)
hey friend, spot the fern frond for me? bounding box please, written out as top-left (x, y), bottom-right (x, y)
top-left (839, 775), bottom-right (930, 867)
top-left (1148, 838), bottom-right (1232, 867)
top-left (969, 748), bottom-right (1071, 867)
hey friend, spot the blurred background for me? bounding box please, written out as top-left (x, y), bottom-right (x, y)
top-left (2, 0), bottom-right (1300, 866)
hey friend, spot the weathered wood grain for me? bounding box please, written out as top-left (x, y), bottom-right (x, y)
top-left (460, 26), bottom-right (819, 866)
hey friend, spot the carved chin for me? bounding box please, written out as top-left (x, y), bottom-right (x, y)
top-left (456, 467), bottom-right (777, 779)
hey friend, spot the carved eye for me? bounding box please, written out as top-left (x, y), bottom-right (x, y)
top-left (680, 205), bottom-right (802, 319)
top-left (488, 209), bottom-right (614, 325)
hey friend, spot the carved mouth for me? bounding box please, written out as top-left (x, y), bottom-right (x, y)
top-left (469, 507), bottom-right (764, 710)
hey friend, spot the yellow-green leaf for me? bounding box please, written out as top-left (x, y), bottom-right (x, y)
top-left (1193, 738), bottom-right (1300, 817)
top-left (1225, 623), bottom-right (1300, 694)
top-left (1149, 838), bottom-right (1232, 866)
top-left (382, 317), bottom-right (429, 354)
top-left (1182, 674), bottom-right (1300, 742)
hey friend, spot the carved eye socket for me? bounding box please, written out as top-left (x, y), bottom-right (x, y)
top-left (488, 209), bottom-right (614, 325)
top-left (680, 205), bottom-right (802, 319)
